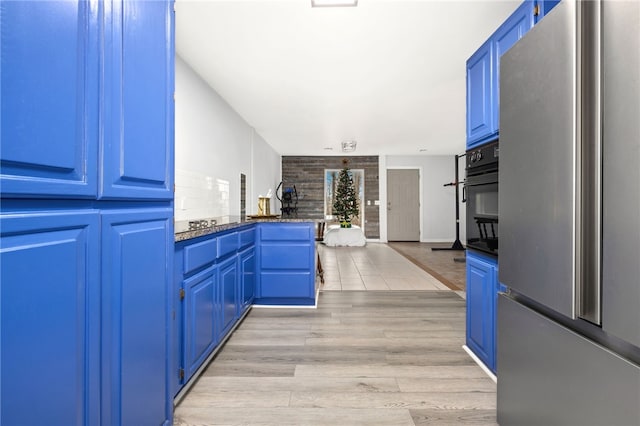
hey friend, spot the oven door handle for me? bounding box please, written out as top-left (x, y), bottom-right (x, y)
top-left (462, 183), bottom-right (467, 203)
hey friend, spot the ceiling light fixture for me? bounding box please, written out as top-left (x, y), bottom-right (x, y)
top-left (311, 0), bottom-right (358, 8)
top-left (341, 140), bottom-right (357, 152)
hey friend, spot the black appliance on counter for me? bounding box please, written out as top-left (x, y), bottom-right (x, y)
top-left (464, 141), bottom-right (499, 256)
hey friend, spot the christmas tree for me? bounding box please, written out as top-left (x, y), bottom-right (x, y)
top-left (333, 160), bottom-right (360, 228)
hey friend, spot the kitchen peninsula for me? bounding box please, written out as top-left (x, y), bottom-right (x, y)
top-left (172, 218), bottom-right (318, 400)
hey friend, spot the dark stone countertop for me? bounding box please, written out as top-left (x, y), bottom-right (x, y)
top-left (174, 216), bottom-right (321, 242)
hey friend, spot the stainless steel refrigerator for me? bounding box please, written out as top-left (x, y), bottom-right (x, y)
top-left (498, 0), bottom-right (640, 424)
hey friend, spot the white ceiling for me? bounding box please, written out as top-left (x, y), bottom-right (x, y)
top-left (176, 0), bottom-right (519, 156)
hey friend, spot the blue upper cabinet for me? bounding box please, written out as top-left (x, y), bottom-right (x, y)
top-left (0, 1), bottom-right (99, 198)
top-left (535, 0), bottom-right (561, 24)
top-left (493, 0), bottom-right (535, 132)
top-left (0, 210), bottom-right (100, 426)
top-left (466, 39), bottom-right (495, 148)
top-left (101, 0), bottom-right (174, 200)
top-left (466, 0), bottom-right (535, 149)
top-left (0, 0), bottom-right (174, 201)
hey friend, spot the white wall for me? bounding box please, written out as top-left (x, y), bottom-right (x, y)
top-left (383, 155), bottom-right (466, 243)
top-left (250, 129), bottom-right (281, 213)
top-left (175, 55), bottom-right (281, 221)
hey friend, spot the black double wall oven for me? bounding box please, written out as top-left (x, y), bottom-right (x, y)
top-left (465, 141), bottom-right (499, 256)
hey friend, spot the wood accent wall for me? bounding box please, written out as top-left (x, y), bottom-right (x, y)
top-left (281, 156), bottom-right (380, 238)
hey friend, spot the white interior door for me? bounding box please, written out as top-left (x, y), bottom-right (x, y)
top-left (387, 169), bottom-right (420, 241)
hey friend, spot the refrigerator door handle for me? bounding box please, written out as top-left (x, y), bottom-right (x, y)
top-left (577, 0), bottom-right (602, 325)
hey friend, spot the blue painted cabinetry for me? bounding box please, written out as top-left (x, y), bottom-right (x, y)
top-left (219, 255), bottom-right (239, 337)
top-left (174, 226), bottom-right (254, 393)
top-left (175, 234), bottom-right (219, 389)
top-left (466, 0), bottom-right (540, 149)
top-left (466, 250), bottom-right (500, 373)
top-left (0, 0), bottom-right (174, 200)
top-left (466, 39), bottom-right (495, 148)
top-left (0, 1), bottom-right (99, 198)
top-left (183, 265), bottom-right (217, 379)
top-left (257, 223), bottom-right (316, 305)
top-left (536, 0), bottom-right (561, 23)
top-left (173, 222), bottom-right (314, 396)
top-left (0, 0), bottom-right (175, 424)
top-left (240, 246), bottom-right (256, 313)
top-left (0, 210), bottom-right (100, 426)
top-left (101, 208), bottom-right (173, 426)
top-left (101, 0), bottom-right (174, 200)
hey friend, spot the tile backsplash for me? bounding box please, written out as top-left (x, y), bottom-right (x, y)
top-left (175, 168), bottom-right (230, 221)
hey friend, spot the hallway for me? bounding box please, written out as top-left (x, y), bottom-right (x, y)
top-left (174, 245), bottom-right (496, 426)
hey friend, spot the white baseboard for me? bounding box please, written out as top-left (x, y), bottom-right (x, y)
top-left (462, 345), bottom-right (497, 383)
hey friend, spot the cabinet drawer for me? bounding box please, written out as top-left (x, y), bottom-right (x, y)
top-left (261, 244), bottom-right (311, 269)
top-left (238, 227), bottom-right (256, 249)
top-left (217, 232), bottom-right (238, 259)
top-left (184, 238), bottom-right (217, 274)
top-left (260, 224), bottom-right (311, 241)
top-left (260, 272), bottom-right (313, 298)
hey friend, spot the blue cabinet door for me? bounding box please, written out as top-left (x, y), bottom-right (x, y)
top-left (493, 0), bottom-right (535, 131)
top-left (466, 0), bottom-right (537, 149)
top-left (101, 0), bottom-right (174, 200)
top-left (183, 266), bottom-right (217, 380)
top-left (466, 250), bottom-right (497, 371)
top-left (535, 0), bottom-right (561, 23)
top-left (466, 39), bottom-right (495, 148)
top-left (0, 210), bottom-right (100, 426)
top-left (0, 1), bottom-right (99, 198)
top-left (101, 208), bottom-right (172, 426)
top-left (219, 255), bottom-right (238, 337)
top-left (240, 246), bottom-right (256, 312)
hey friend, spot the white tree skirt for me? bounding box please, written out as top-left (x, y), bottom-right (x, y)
top-left (323, 224), bottom-right (366, 247)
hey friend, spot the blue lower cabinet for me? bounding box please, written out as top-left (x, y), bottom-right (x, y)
top-left (183, 266), bottom-right (217, 380)
top-left (239, 246), bottom-right (256, 313)
top-left (256, 222), bottom-right (316, 305)
top-left (0, 210), bottom-right (100, 426)
top-left (172, 222), bottom-right (315, 397)
top-left (466, 250), bottom-right (498, 372)
top-left (101, 208), bottom-right (172, 426)
top-left (219, 255), bottom-right (239, 337)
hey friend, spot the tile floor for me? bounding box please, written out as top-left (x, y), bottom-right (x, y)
top-left (318, 243), bottom-right (465, 298)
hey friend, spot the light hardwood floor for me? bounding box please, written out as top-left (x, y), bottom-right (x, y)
top-left (174, 245), bottom-right (496, 426)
